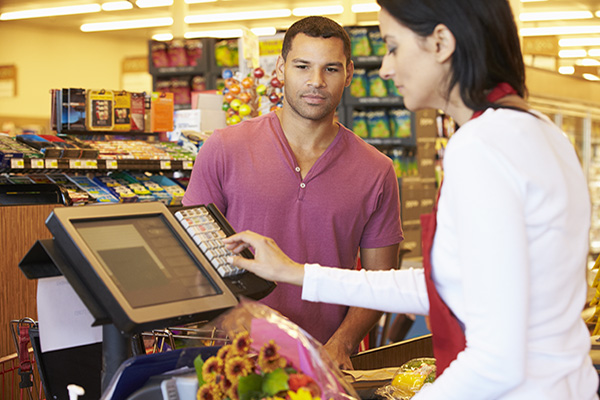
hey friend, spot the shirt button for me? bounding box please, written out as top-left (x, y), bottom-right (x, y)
top-left (300, 183), bottom-right (306, 189)
top-left (295, 167), bottom-right (301, 172)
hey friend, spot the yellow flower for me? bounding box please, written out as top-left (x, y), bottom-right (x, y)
top-left (197, 383), bottom-right (222, 400)
top-left (224, 355), bottom-right (254, 382)
top-left (217, 344), bottom-right (233, 361)
top-left (231, 331), bottom-right (253, 355)
top-left (288, 388), bottom-right (321, 400)
top-left (227, 380), bottom-right (240, 400)
top-left (202, 356), bottom-right (223, 383)
top-left (258, 340), bottom-right (286, 372)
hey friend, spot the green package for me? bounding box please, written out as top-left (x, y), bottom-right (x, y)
top-left (350, 69), bottom-right (369, 98)
top-left (352, 110), bottom-right (369, 138)
top-left (389, 109), bottom-right (412, 138)
top-left (349, 28), bottom-right (372, 57)
top-left (367, 110), bottom-right (391, 138)
top-left (368, 30), bottom-right (387, 56)
top-left (368, 70), bottom-right (388, 97)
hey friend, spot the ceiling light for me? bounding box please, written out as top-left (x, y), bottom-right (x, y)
top-left (558, 49), bottom-right (587, 58)
top-left (559, 38), bottom-right (600, 47)
top-left (185, 29), bottom-right (244, 38)
top-left (81, 17), bottom-right (173, 32)
top-left (589, 49), bottom-right (600, 57)
top-left (152, 33), bottom-right (174, 41)
top-left (558, 66), bottom-right (575, 74)
top-left (185, 0), bottom-right (217, 3)
top-left (578, 58), bottom-right (600, 65)
top-left (352, 3), bottom-right (380, 13)
top-left (519, 11), bottom-right (593, 22)
top-left (0, 4), bottom-right (101, 20)
top-left (520, 26), bottom-right (600, 36)
top-left (251, 27), bottom-right (277, 36)
top-left (521, 0), bottom-right (547, 2)
top-left (102, 2), bottom-right (133, 11)
top-left (292, 5), bottom-right (344, 16)
top-left (583, 73), bottom-right (600, 81)
top-left (186, 9), bottom-right (291, 24)
top-left (136, 0), bottom-right (173, 8)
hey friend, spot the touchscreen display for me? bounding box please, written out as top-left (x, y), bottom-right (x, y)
top-left (72, 214), bottom-right (220, 308)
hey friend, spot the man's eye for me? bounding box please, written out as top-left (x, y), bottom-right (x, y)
top-left (327, 68), bottom-right (339, 73)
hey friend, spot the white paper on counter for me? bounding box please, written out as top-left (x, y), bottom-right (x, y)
top-left (37, 276), bottom-right (102, 352)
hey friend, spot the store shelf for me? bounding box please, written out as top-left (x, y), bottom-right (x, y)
top-left (364, 137), bottom-right (417, 146)
top-left (343, 94), bottom-right (404, 107)
top-left (2, 157), bottom-right (194, 172)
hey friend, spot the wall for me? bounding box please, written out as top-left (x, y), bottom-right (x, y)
top-left (0, 22), bottom-right (147, 121)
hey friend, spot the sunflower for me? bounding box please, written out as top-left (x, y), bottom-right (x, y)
top-left (227, 380), bottom-right (240, 400)
top-left (224, 355), bottom-right (254, 382)
top-left (217, 374), bottom-right (233, 394)
top-left (202, 356), bottom-right (224, 383)
top-left (217, 344), bottom-right (233, 361)
top-left (231, 331), bottom-right (253, 355)
top-left (197, 382), bottom-right (222, 400)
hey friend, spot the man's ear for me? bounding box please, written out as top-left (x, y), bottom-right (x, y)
top-left (275, 55), bottom-right (285, 81)
top-left (430, 24), bottom-right (455, 63)
top-left (345, 60), bottom-right (355, 87)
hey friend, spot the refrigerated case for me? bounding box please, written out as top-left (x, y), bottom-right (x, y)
top-left (529, 95), bottom-right (600, 255)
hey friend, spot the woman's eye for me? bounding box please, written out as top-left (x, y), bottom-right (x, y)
top-left (387, 47), bottom-right (397, 55)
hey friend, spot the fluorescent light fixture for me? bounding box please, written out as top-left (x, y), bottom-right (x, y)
top-left (583, 73), bottom-right (600, 81)
top-left (186, 9), bottom-right (291, 24)
top-left (185, 29), bottom-right (243, 38)
top-left (293, 5), bottom-right (344, 16)
top-left (136, 0), bottom-right (173, 8)
top-left (558, 49), bottom-right (587, 58)
top-left (81, 17), bottom-right (173, 32)
top-left (102, 1), bottom-right (133, 11)
top-left (520, 25), bottom-right (600, 36)
top-left (153, 33), bottom-right (174, 41)
top-left (185, 0), bottom-right (217, 3)
top-left (519, 11), bottom-right (593, 22)
top-left (352, 3), bottom-right (381, 13)
top-left (521, 0), bottom-right (547, 2)
top-left (558, 66), bottom-right (575, 74)
top-left (559, 38), bottom-right (600, 47)
top-left (0, 4), bottom-right (101, 20)
top-left (589, 49), bottom-right (600, 57)
top-left (251, 27), bottom-right (277, 36)
top-left (597, 11), bottom-right (600, 18)
top-left (577, 58), bottom-right (600, 66)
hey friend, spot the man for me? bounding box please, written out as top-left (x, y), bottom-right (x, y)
top-left (183, 16), bottom-right (402, 368)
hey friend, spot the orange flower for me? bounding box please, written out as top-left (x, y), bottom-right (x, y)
top-left (202, 356), bottom-right (223, 383)
top-left (224, 355), bottom-right (254, 382)
top-left (231, 331), bottom-right (253, 355)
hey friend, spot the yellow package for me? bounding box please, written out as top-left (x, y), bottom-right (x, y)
top-left (113, 91), bottom-right (131, 132)
top-left (86, 89), bottom-right (114, 131)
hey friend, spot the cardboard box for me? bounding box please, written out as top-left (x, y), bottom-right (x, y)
top-left (401, 220), bottom-right (422, 257)
top-left (194, 92), bottom-right (227, 132)
top-left (400, 178), bottom-right (423, 221)
top-left (414, 109), bottom-right (438, 139)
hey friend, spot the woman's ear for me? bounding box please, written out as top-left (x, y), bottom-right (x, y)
top-left (431, 24), bottom-right (456, 63)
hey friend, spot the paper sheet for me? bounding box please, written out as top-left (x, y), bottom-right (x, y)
top-left (37, 276), bottom-right (102, 352)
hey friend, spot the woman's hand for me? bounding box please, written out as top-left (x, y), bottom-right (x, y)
top-left (223, 230), bottom-right (305, 286)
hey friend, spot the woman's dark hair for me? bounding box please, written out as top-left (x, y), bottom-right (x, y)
top-left (377, 0), bottom-right (527, 112)
top-left (281, 16), bottom-right (352, 66)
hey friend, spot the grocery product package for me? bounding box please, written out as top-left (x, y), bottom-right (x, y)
top-left (374, 358), bottom-right (436, 399)
top-left (196, 300), bottom-right (359, 400)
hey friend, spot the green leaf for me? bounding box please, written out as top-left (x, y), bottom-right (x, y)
top-left (194, 355), bottom-right (205, 386)
top-left (238, 374), bottom-right (264, 400)
top-left (262, 368), bottom-right (289, 396)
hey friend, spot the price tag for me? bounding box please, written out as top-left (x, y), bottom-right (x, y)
top-left (105, 160), bottom-right (118, 169)
top-left (85, 159), bottom-right (98, 169)
top-left (160, 160), bottom-right (172, 170)
top-left (31, 159), bottom-right (45, 169)
top-left (45, 159), bottom-right (58, 169)
top-left (182, 160), bottom-right (194, 170)
top-left (69, 159), bottom-right (83, 169)
top-left (10, 158), bottom-right (25, 169)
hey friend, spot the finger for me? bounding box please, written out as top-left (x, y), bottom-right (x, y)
top-left (227, 255), bottom-right (257, 274)
top-left (223, 230), bottom-right (264, 249)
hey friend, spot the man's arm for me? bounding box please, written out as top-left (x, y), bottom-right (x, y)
top-left (323, 243), bottom-right (400, 369)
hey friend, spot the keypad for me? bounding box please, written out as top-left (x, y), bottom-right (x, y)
top-left (174, 206), bottom-right (243, 278)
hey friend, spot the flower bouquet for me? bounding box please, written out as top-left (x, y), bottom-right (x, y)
top-left (194, 300), bottom-right (358, 400)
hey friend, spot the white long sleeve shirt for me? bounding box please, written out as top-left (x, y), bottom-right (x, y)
top-left (302, 108), bottom-right (599, 399)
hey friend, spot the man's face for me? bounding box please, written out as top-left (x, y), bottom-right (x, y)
top-left (276, 33), bottom-right (353, 122)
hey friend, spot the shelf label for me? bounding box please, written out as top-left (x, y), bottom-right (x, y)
top-left (69, 159), bottom-right (83, 169)
top-left (10, 158), bottom-right (24, 169)
top-left (160, 160), bottom-right (172, 170)
top-left (85, 159), bottom-right (98, 169)
top-left (182, 160), bottom-right (194, 170)
top-left (45, 159), bottom-right (58, 169)
top-left (105, 159), bottom-right (118, 169)
top-left (31, 159), bottom-right (45, 169)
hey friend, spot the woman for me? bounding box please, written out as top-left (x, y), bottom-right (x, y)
top-left (224, 0), bottom-right (599, 398)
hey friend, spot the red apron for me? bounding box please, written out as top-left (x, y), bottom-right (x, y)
top-left (421, 83), bottom-right (517, 375)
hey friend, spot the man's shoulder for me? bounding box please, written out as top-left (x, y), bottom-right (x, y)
top-left (339, 126), bottom-right (394, 165)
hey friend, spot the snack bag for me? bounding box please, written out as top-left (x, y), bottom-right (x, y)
top-left (368, 30), bottom-right (387, 56)
top-left (349, 28), bottom-right (371, 57)
top-left (389, 109), bottom-right (412, 138)
top-left (350, 69), bottom-right (369, 98)
top-left (375, 358), bottom-right (436, 399)
top-left (367, 110), bottom-right (391, 138)
top-left (196, 300), bottom-right (359, 400)
top-left (367, 70), bottom-right (388, 97)
top-left (352, 110), bottom-right (369, 138)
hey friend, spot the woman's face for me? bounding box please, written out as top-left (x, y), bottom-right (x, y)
top-left (378, 8), bottom-right (451, 112)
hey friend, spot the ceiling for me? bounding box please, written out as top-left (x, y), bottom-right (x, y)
top-left (2, 0), bottom-right (600, 76)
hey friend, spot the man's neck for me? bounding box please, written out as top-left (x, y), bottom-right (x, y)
top-left (275, 107), bottom-right (339, 153)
